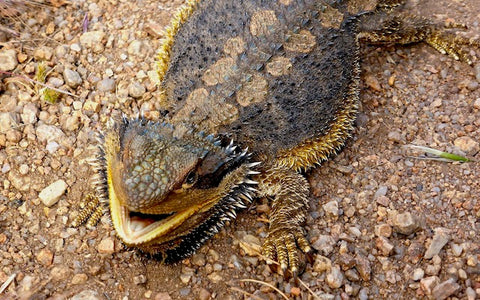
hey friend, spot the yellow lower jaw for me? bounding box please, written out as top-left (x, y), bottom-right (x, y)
top-left (109, 186), bottom-right (206, 245)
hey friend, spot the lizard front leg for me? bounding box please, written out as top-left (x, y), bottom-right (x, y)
top-left (257, 166), bottom-right (312, 276)
top-left (358, 12), bottom-right (480, 65)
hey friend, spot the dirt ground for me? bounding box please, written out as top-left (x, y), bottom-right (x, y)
top-left (0, 0), bottom-right (479, 299)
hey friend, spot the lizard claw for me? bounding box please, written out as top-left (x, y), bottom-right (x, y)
top-left (426, 31), bottom-right (480, 65)
top-left (70, 194), bottom-right (104, 228)
top-left (262, 225), bottom-right (311, 277)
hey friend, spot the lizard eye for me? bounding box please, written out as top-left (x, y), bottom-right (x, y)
top-left (182, 171), bottom-right (198, 189)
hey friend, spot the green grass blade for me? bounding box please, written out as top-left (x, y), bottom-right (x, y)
top-left (406, 145), bottom-right (470, 162)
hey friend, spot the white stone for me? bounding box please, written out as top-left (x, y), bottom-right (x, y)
top-left (0, 49), bottom-right (18, 71)
top-left (39, 179), bottom-right (68, 207)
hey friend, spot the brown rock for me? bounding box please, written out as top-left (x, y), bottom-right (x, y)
top-left (98, 237), bottom-right (115, 254)
top-left (71, 273), bottom-right (88, 285)
top-left (432, 278), bottom-right (460, 300)
top-left (355, 254), bottom-right (371, 281)
top-left (376, 237), bottom-right (394, 256)
top-left (392, 212), bottom-right (421, 235)
top-left (36, 248), bottom-right (54, 266)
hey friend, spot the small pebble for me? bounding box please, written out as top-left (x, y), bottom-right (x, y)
top-left (64, 68), bottom-right (83, 88)
top-left (326, 266), bottom-right (344, 289)
top-left (198, 288), bottom-right (211, 300)
top-left (313, 255), bottom-right (332, 273)
top-left (97, 78), bottom-right (116, 92)
top-left (420, 276), bottom-right (439, 295)
top-left (33, 46), bottom-right (54, 60)
top-left (454, 136), bottom-right (479, 154)
top-left (36, 124), bottom-right (65, 144)
top-left (374, 224), bottom-right (392, 237)
top-left (474, 98), bottom-right (480, 109)
top-left (466, 287), bottom-right (476, 300)
top-left (374, 186), bottom-right (388, 198)
top-left (133, 274), bottom-right (147, 285)
top-left (39, 179), bottom-right (68, 207)
top-left (98, 237), bottom-right (115, 254)
top-left (312, 235), bottom-right (336, 255)
top-left (412, 268), bottom-right (424, 281)
top-left (392, 212), bottom-right (420, 235)
top-left (0, 49), bottom-right (18, 71)
top-left (355, 254), bottom-right (371, 281)
top-left (71, 273), bottom-right (88, 285)
top-left (387, 130), bottom-right (404, 143)
top-left (36, 248), bottom-right (54, 266)
top-left (376, 237), bottom-right (394, 256)
top-left (450, 243), bottom-right (463, 256)
top-left (424, 228), bottom-right (450, 259)
top-left (128, 81), bottom-right (146, 98)
top-left (323, 200), bottom-right (339, 217)
top-left (80, 31), bottom-right (106, 53)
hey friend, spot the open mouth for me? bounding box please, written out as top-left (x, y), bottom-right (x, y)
top-left (109, 189), bottom-right (210, 246)
top-left (129, 211), bottom-right (175, 232)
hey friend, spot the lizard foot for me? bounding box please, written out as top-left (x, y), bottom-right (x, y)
top-left (426, 30), bottom-right (480, 65)
top-left (262, 225), bottom-right (312, 277)
top-left (70, 194), bottom-right (104, 228)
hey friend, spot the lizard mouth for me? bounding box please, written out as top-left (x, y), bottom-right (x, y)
top-left (108, 185), bottom-right (219, 246)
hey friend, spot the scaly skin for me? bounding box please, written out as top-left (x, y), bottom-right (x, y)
top-left (72, 0), bottom-right (479, 276)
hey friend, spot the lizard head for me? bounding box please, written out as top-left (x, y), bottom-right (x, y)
top-left (93, 117), bottom-right (259, 260)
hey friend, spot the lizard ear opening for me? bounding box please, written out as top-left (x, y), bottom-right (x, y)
top-left (195, 146), bottom-right (249, 189)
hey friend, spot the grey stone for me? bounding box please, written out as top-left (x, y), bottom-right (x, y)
top-left (64, 68), bottom-right (83, 88)
top-left (0, 112), bottom-right (19, 131)
top-left (431, 278), bottom-right (460, 300)
top-left (466, 287), bottom-right (476, 300)
top-left (46, 141), bottom-right (60, 154)
top-left (312, 235), bottom-right (336, 255)
top-left (97, 78), bottom-right (116, 92)
top-left (412, 268), bottom-right (424, 281)
top-left (424, 228), bottom-right (450, 259)
top-left (374, 185), bottom-right (388, 198)
top-left (47, 77), bottom-right (64, 88)
top-left (36, 124), bottom-right (65, 144)
top-left (323, 200), bottom-right (339, 217)
top-left (0, 49), bottom-right (18, 71)
top-left (475, 64), bottom-right (480, 82)
top-left (21, 103), bottom-right (38, 124)
top-left (326, 265), bottom-right (344, 289)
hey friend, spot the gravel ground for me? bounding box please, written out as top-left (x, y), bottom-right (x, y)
top-left (0, 0), bottom-right (479, 299)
